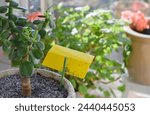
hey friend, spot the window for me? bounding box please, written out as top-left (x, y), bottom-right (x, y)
top-left (28, 0), bottom-right (40, 12)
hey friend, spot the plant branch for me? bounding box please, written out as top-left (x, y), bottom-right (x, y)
top-left (60, 57), bottom-right (67, 87)
top-left (99, 76), bottom-right (121, 84)
top-left (109, 88), bottom-right (117, 98)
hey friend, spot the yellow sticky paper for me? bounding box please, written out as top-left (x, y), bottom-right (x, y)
top-left (42, 45), bottom-right (94, 79)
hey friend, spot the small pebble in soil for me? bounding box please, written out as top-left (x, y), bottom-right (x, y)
top-left (0, 74), bottom-right (68, 98)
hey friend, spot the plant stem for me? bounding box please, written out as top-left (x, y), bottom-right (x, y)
top-left (99, 76), bottom-right (121, 84)
top-left (21, 55), bottom-right (31, 96)
top-left (33, 30), bottom-right (39, 40)
top-left (109, 88), bottom-right (117, 98)
top-left (8, 0), bottom-right (13, 20)
top-left (60, 57), bottom-right (67, 87)
top-left (42, 18), bottom-right (49, 29)
top-left (21, 77), bottom-right (31, 96)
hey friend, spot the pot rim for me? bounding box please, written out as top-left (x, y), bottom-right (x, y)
top-left (0, 68), bottom-right (76, 98)
top-left (124, 26), bottom-right (150, 39)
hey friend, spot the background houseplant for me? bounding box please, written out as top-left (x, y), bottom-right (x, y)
top-left (122, 10), bottom-right (150, 85)
top-left (0, 0), bottom-right (75, 98)
top-left (45, 4), bottom-right (130, 97)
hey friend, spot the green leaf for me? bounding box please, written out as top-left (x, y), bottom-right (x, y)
top-left (20, 60), bottom-right (34, 77)
top-left (9, 20), bottom-right (16, 28)
top-left (10, 1), bottom-right (19, 7)
top-left (9, 14), bottom-right (17, 21)
top-left (17, 47), bottom-right (28, 58)
top-left (2, 19), bottom-right (8, 28)
top-left (70, 78), bottom-right (77, 89)
top-left (36, 41), bottom-right (45, 51)
top-left (9, 50), bottom-right (21, 66)
top-left (84, 94), bottom-right (96, 98)
top-left (11, 27), bottom-right (22, 33)
top-left (32, 49), bottom-right (44, 59)
top-left (1, 30), bottom-right (10, 39)
top-left (118, 85), bottom-right (126, 92)
top-left (39, 29), bottom-right (46, 38)
top-left (79, 85), bottom-right (88, 95)
top-left (0, 6), bottom-right (8, 13)
top-left (103, 90), bottom-right (111, 97)
top-left (11, 59), bottom-right (20, 66)
top-left (2, 40), bottom-right (11, 53)
top-left (16, 17), bottom-right (27, 26)
top-left (29, 53), bottom-right (41, 68)
top-left (33, 20), bottom-right (42, 25)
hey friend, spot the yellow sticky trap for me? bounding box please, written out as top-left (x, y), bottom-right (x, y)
top-left (42, 45), bottom-right (94, 79)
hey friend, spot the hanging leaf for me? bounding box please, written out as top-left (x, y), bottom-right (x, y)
top-left (29, 52), bottom-right (41, 68)
top-left (16, 17), bottom-right (27, 26)
top-left (17, 47), bottom-right (28, 58)
top-left (1, 30), bottom-right (10, 39)
top-left (79, 85), bottom-right (88, 95)
top-left (33, 20), bottom-right (42, 25)
top-left (36, 41), bottom-right (45, 51)
top-left (9, 20), bottom-right (16, 28)
top-left (9, 14), bottom-right (17, 21)
top-left (39, 29), bottom-right (46, 38)
top-left (103, 90), bottom-right (111, 97)
top-left (70, 78), bottom-right (77, 89)
top-left (32, 48), bottom-right (44, 59)
top-left (11, 59), bottom-right (20, 67)
top-left (19, 60), bottom-right (33, 77)
top-left (10, 1), bottom-right (19, 8)
top-left (2, 40), bottom-right (11, 53)
top-left (118, 85), bottom-right (126, 92)
top-left (9, 49), bottom-right (21, 66)
top-left (0, 6), bottom-right (8, 13)
top-left (2, 19), bottom-right (8, 28)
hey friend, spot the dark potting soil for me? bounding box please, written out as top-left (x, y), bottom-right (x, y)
top-left (135, 28), bottom-right (150, 35)
top-left (142, 28), bottom-right (150, 35)
top-left (0, 74), bottom-right (68, 98)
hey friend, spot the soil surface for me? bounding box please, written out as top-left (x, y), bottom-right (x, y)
top-left (135, 28), bottom-right (150, 35)
top-left (142, 28), bottom-right (150, 35)
top-left (0, 74), bottom-right (68, 98)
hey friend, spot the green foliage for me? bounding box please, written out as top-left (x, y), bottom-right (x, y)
top-left (20, 60), bottom-right (34, 77)
top-left (10, 1), bottom-right (19, 7)
top-left (0, 6), bottom-right (7, 13)
top-left (79, 85), bottom-right (88, 95)
top-left (0, 0), bottom-right (51, 77)
top-left (32, 48), bottom-right (44, 59)
top-left (39, 29), bottom-right (46, 38)
top-left (103, 90), bottom-right (111, 97)
top-left (46, 4), bottom-right (131, 97)
top-left (0, 1), bottom-right (131, 97)
top-left (69, 78), bottom-right (77, 89)
top-left (118, 85), bottom-right (126, 92)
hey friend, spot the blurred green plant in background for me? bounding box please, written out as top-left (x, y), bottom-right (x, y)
top-left (43, 4), bottom-right (131, 97)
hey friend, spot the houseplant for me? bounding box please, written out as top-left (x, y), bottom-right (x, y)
top-left (122, 10), bottom-right (150, 85)
top-left (47, 4), bottom-right (129, 97)
top-left (0, 0), bottom-right (75, 98)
